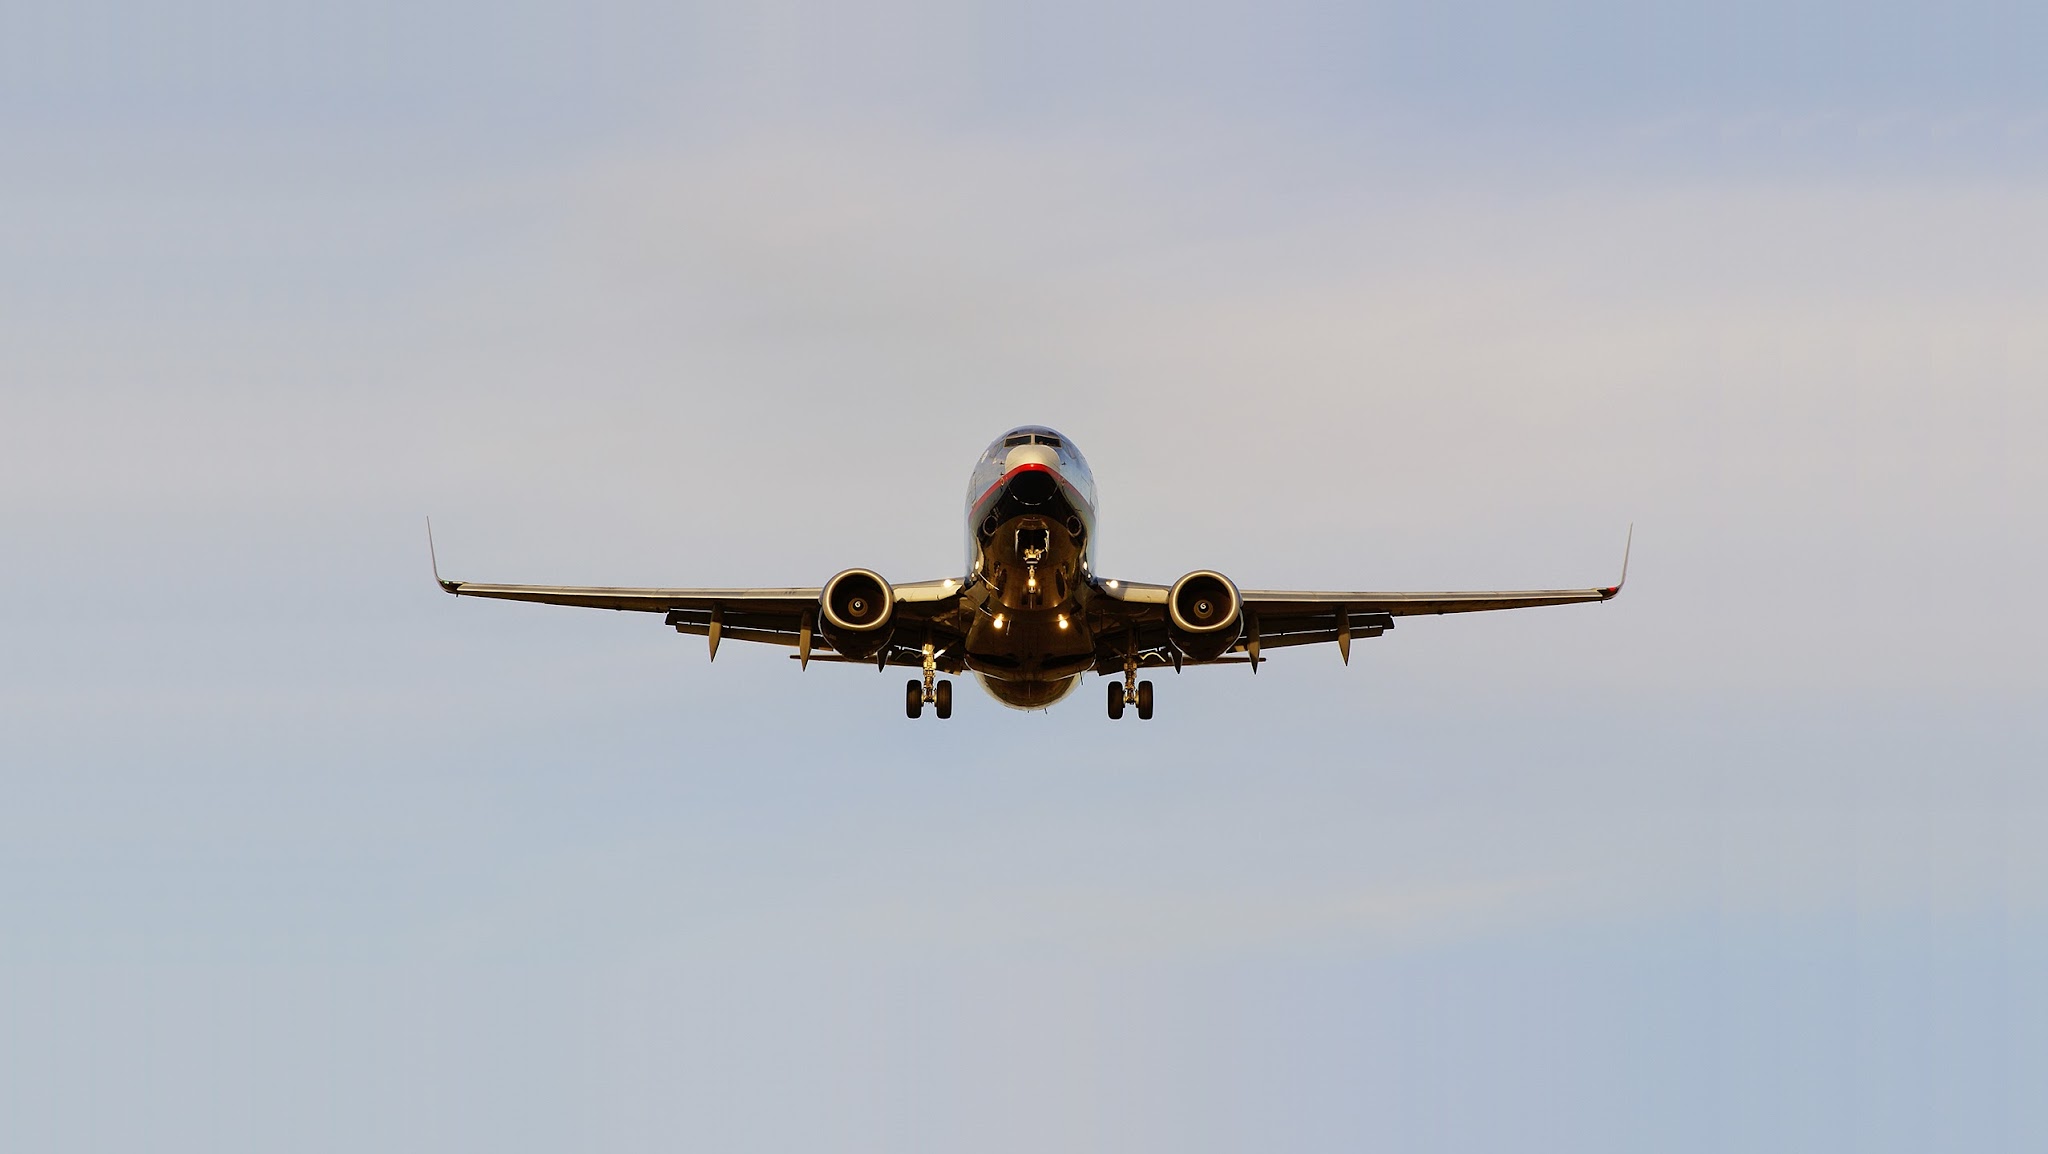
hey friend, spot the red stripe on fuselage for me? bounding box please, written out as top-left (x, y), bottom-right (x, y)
top-left (971, 463), bottom-right (1094, 522)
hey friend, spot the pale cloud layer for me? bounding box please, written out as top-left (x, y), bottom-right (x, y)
top-left (3, 6), bottom-right (2044, 1152)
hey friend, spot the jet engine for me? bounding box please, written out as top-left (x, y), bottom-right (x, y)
top-left (818, 568), bottom-right (896, 659)
top-left (1167, 570), bottom-right (1242, 662)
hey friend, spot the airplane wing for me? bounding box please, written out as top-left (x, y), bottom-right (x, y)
top-left (429, 523), bottom-right (967, 666)
top-left (1091, 529), bottom-right (1629, 670)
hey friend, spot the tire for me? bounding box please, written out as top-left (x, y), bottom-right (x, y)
top-left (1136, 679), bottom-right (1154, 720)
top-left (1106, 681), bottom-right (1125, 720)
top-left (935, 679), bottom-right (953, 719)
top-left (905, 679), bottom-right (923, 719)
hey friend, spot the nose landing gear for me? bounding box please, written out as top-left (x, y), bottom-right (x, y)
top-left (1017, 527), bottom-right (1049, 607)
top-left (906, 641), bottom-right (953, 719)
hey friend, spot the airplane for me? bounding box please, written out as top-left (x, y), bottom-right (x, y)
top-left (431, 425), bottom-right (1627, 719)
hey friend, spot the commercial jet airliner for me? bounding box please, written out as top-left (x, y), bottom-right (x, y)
top-left (433, 426), bottom-right (1627, 719)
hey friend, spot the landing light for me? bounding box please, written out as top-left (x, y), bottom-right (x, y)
top-left (993, 614), bottom-right (1005, 630)
top-left (1057, 615), bottom-right (1069, 630)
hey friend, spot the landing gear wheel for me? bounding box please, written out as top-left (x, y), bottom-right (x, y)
top-left (905, 679), bottom-right (923, 719)
top-left (1137, 679), bottom-right (1154, 720)
top-left (1106, 681), bottom-right (1126, 720)
top-left (935, 679), bottom-right (953, 719)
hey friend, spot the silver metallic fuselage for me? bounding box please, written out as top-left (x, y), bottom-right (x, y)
top-left (958, 426), bottom-right (1101, 709)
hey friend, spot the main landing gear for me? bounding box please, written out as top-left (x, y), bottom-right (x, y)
top-left (906, 642), bottom-right (953, 719)
top-left (1107, 653), bottom-right (1154, 720)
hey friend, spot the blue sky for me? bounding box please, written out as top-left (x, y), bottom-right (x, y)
top-left (3, 3), bottom-right (2044, 1151)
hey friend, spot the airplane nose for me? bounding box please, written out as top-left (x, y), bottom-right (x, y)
top-left (1001, 444), bottom-right (1062, 506)
top-left (1004, 443), bottom-right (1059, 472)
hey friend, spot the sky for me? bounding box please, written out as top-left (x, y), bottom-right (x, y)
top-left (3, 2), bottom-right (2045, 1151)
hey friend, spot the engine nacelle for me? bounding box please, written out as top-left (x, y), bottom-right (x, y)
top-left (1167, 570), bottom-right (1242, 662)
top-left (819, 568), bottom-right (896, 659)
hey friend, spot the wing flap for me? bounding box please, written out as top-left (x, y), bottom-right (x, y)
top-left (1243, 608), bottom-right (1394, 652)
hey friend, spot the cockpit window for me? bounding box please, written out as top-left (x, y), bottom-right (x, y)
top-left (1033, 435), bottom-right (1062, 447)
top-left (1004, 434), bottom-right (1031, 447)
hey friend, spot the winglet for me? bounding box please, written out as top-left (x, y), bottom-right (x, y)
top-left (1600, 523), bottom-right (1632, 600)
top-left (428, 517), bottom-right (460, 595)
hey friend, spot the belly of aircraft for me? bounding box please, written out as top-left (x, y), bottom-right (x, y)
top-left (972, 669), bottom-right (1083, 710)
top-left (962, 611), bottom-right (1095, 680)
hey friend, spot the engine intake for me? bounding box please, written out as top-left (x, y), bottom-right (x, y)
top-left (1167, 570), bottom-right (1242, 662)
top-left (819, 568), bottom-right (895, 659)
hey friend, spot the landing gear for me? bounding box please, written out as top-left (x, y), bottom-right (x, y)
top-left (1020, 529), bottom-right (1047, 607)
top-left (1107, 653), bottom-right (1155, 721)
top-left (907, 642), bottom-right (953, 719)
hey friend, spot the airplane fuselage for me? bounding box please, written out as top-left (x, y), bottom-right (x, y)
top-left (957, 427), bottom-right (1102, 708)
